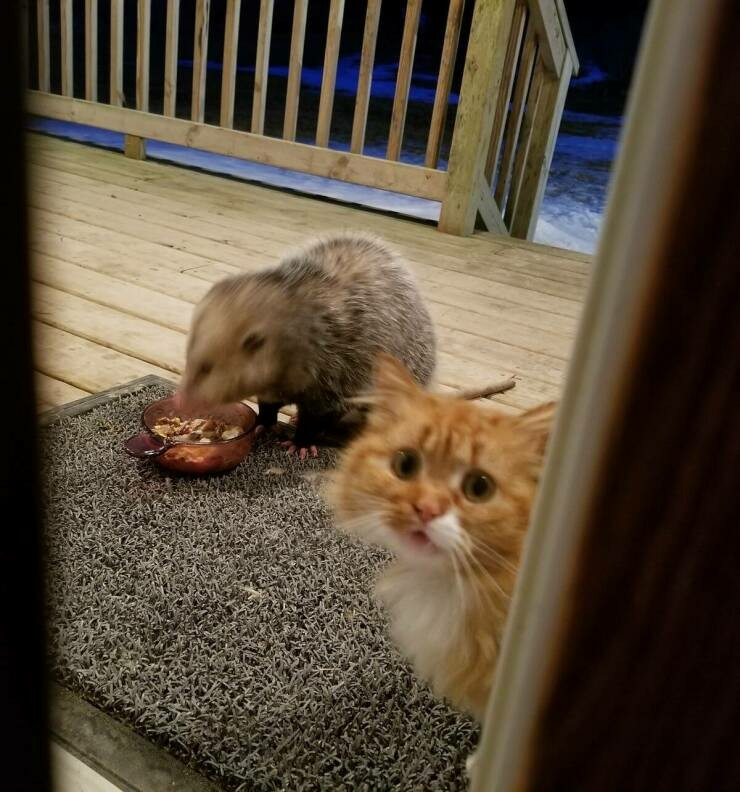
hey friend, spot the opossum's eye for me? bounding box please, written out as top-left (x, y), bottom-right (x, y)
top-left (197, 362), bottom-right (213, 379)
top-left (242, 333), bottom-right (265, 353)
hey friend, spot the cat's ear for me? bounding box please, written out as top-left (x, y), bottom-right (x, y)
top-left (365, 354), bottom-right (419, 420)
top-left (373, 354), bottom-right (419, 397)
top-left (515, 401), bottom-right (557, 456)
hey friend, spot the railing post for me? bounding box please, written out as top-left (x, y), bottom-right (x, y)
top-left (124, 135), bottom-right (147, 160)
top-left (509, 52), bottom-right (573, 239)
top-left (439, 0), bottom-right (517, 236)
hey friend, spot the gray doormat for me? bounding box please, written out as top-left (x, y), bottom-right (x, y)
top-left (41, 381), bottom-right (476, 791)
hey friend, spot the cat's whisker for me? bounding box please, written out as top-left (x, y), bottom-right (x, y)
top-left (456, 541), bottom-right (511, 605)
top-left (464, 535), bottom-right (519, 575)
top-left (448, 539), bottom-right (473, 581)
top-left (344, 494), bottom-right (391, 512)
top-left (473, 543), bottom-right (518, 574)
top-left (451, 542), bottom-right (492, 612)
top-left (337, 511), bottom-right (392, 543)
top-left (449, 552), bottom-right (468, 612)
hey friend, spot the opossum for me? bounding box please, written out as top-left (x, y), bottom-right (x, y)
top-left (180, 233), bottom-right (437, 453)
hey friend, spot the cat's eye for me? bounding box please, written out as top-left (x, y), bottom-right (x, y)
top-left (392, 449), bottom-right (422, 480)
top-left (197, 362), bottom-right (213, 378)
top-left (462, 470), bottom-right (496, 502)
top-left (242, 333), bottom-right (265, 353)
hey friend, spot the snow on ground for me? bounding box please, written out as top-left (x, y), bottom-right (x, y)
top-left (29, 117), bottom-right (443, 221)
top-left (29, 100), bottom-right (620, 255)
top-left (181, 55), bottom-right (459, 106)
top-left (535, 111), bottom-right (620, 252)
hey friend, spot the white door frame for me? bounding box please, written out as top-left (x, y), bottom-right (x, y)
top-left (472, 0), bottom-right (723, 787)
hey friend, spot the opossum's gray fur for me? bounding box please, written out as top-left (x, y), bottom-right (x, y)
top-left (184, 233), bottom-right (436, 421)
top-left (264, 232), bottom-right (436, 410)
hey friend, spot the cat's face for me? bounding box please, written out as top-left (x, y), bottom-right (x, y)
top-left (329, 356), bottom-right (555, 572)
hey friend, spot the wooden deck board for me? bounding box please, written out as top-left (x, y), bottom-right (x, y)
top-left (30, 154), bottom-right (589, 288)
top-left (34, 323), bottom-right (174, 393)
top-left (36, 373), bottom-right (90, 410)
top-left (30, 177), bottom-right (586, 307)
top-left (32, 204), bottom-right (582, 336)
top-left (29, 133), bottom-right (591, 413)
top-left (27, 137), bottom-right (591, 274)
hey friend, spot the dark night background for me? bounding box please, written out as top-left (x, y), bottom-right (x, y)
top-left (32, 0), bottom-right (650, 123)
top-left (28, 0), bottom-right (652, 251)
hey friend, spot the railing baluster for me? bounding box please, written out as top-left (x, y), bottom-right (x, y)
top-left (252, 0), bottom-right (274, 135)
top-left (283, 0), bottom-right (308, 141)
top-left (439, 0), bottom-right (517, 234)
top-left (424, 0), bottom-right (465, 168)
top-left (137, 0), bottom-right (150, 112)
top-left (37, 0), bottom-right (50, 92)
top-left (494, 23), bottom-right (536, 209)
top-left (60, 0), bottom-right (73, 96)
top-left (509, 52), bottom-right (573, 238)
top-left (84, 0), bottom-right (98, 101)
top-left (220, 0), bottom-right (242, 128)
top-left (26, 0), bottom-right (575, 237)
top-left (315, 0), bottom-right (344, 147)
top-left (485, 1), bottom-right (526, 181)
top-left (350, 0), bottom-right (381, 155)
top-left (110, 0), bottom-right (124, 106)
top-left (504, 54), bottom-right (544, 228)
top-left (192, 0), bottom-right (210, 123)
top-left (387, 0), bottom-right (422, 161)
top-left (163, 0), bottom-right (180, 117)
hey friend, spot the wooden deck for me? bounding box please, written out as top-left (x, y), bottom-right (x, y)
top-left (28, 133), bottom-right (589, 415)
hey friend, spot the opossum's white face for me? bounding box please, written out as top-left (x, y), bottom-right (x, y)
top-left (180, 286), bottom-right (284, 405)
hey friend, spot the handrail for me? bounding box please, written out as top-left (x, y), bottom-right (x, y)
top-left (25, 0), bottom-right (577, 240)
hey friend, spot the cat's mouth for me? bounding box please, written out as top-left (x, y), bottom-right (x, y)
top-left (405, 529), bottom-right (438, 553)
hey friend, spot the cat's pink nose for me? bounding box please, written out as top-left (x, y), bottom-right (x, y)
top-left (414, 499), bottom-right (446, 524)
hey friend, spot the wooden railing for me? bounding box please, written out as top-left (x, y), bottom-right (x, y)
top-left (24, 0), bottom-right (577, 239)
top-left (441, 0), bottom-right (578, 236)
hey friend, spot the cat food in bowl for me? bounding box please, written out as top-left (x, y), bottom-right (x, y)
top-left (124, 395), bottom-right (257, 474)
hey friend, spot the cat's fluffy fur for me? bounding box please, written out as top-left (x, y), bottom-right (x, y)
top-left (328, 355), bottom-right (555, 721)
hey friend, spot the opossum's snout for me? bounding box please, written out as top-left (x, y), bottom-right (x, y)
top-left (181, 326), bottom-right (276, 407)
top-left (180, 356), bottom-right (244, 406)
top-left (179, 358), bottom-right (221, 406)
top-left (182, 276), bottom-right (286, 405)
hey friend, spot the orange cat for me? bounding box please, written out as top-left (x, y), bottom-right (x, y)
top-left (328, 355), bottom-right (555, 722)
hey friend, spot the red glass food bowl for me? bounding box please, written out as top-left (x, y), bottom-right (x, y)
top-left (124, 395), bottom-right (257, 474)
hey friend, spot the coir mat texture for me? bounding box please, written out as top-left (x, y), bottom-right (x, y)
top-left (41, 382), bottom-right (476, 791)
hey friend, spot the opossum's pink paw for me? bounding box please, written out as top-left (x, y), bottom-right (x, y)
top-left (280, 441), bottom-right (319, 459)
top-left (255, 422), bottom-right (281, 438)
